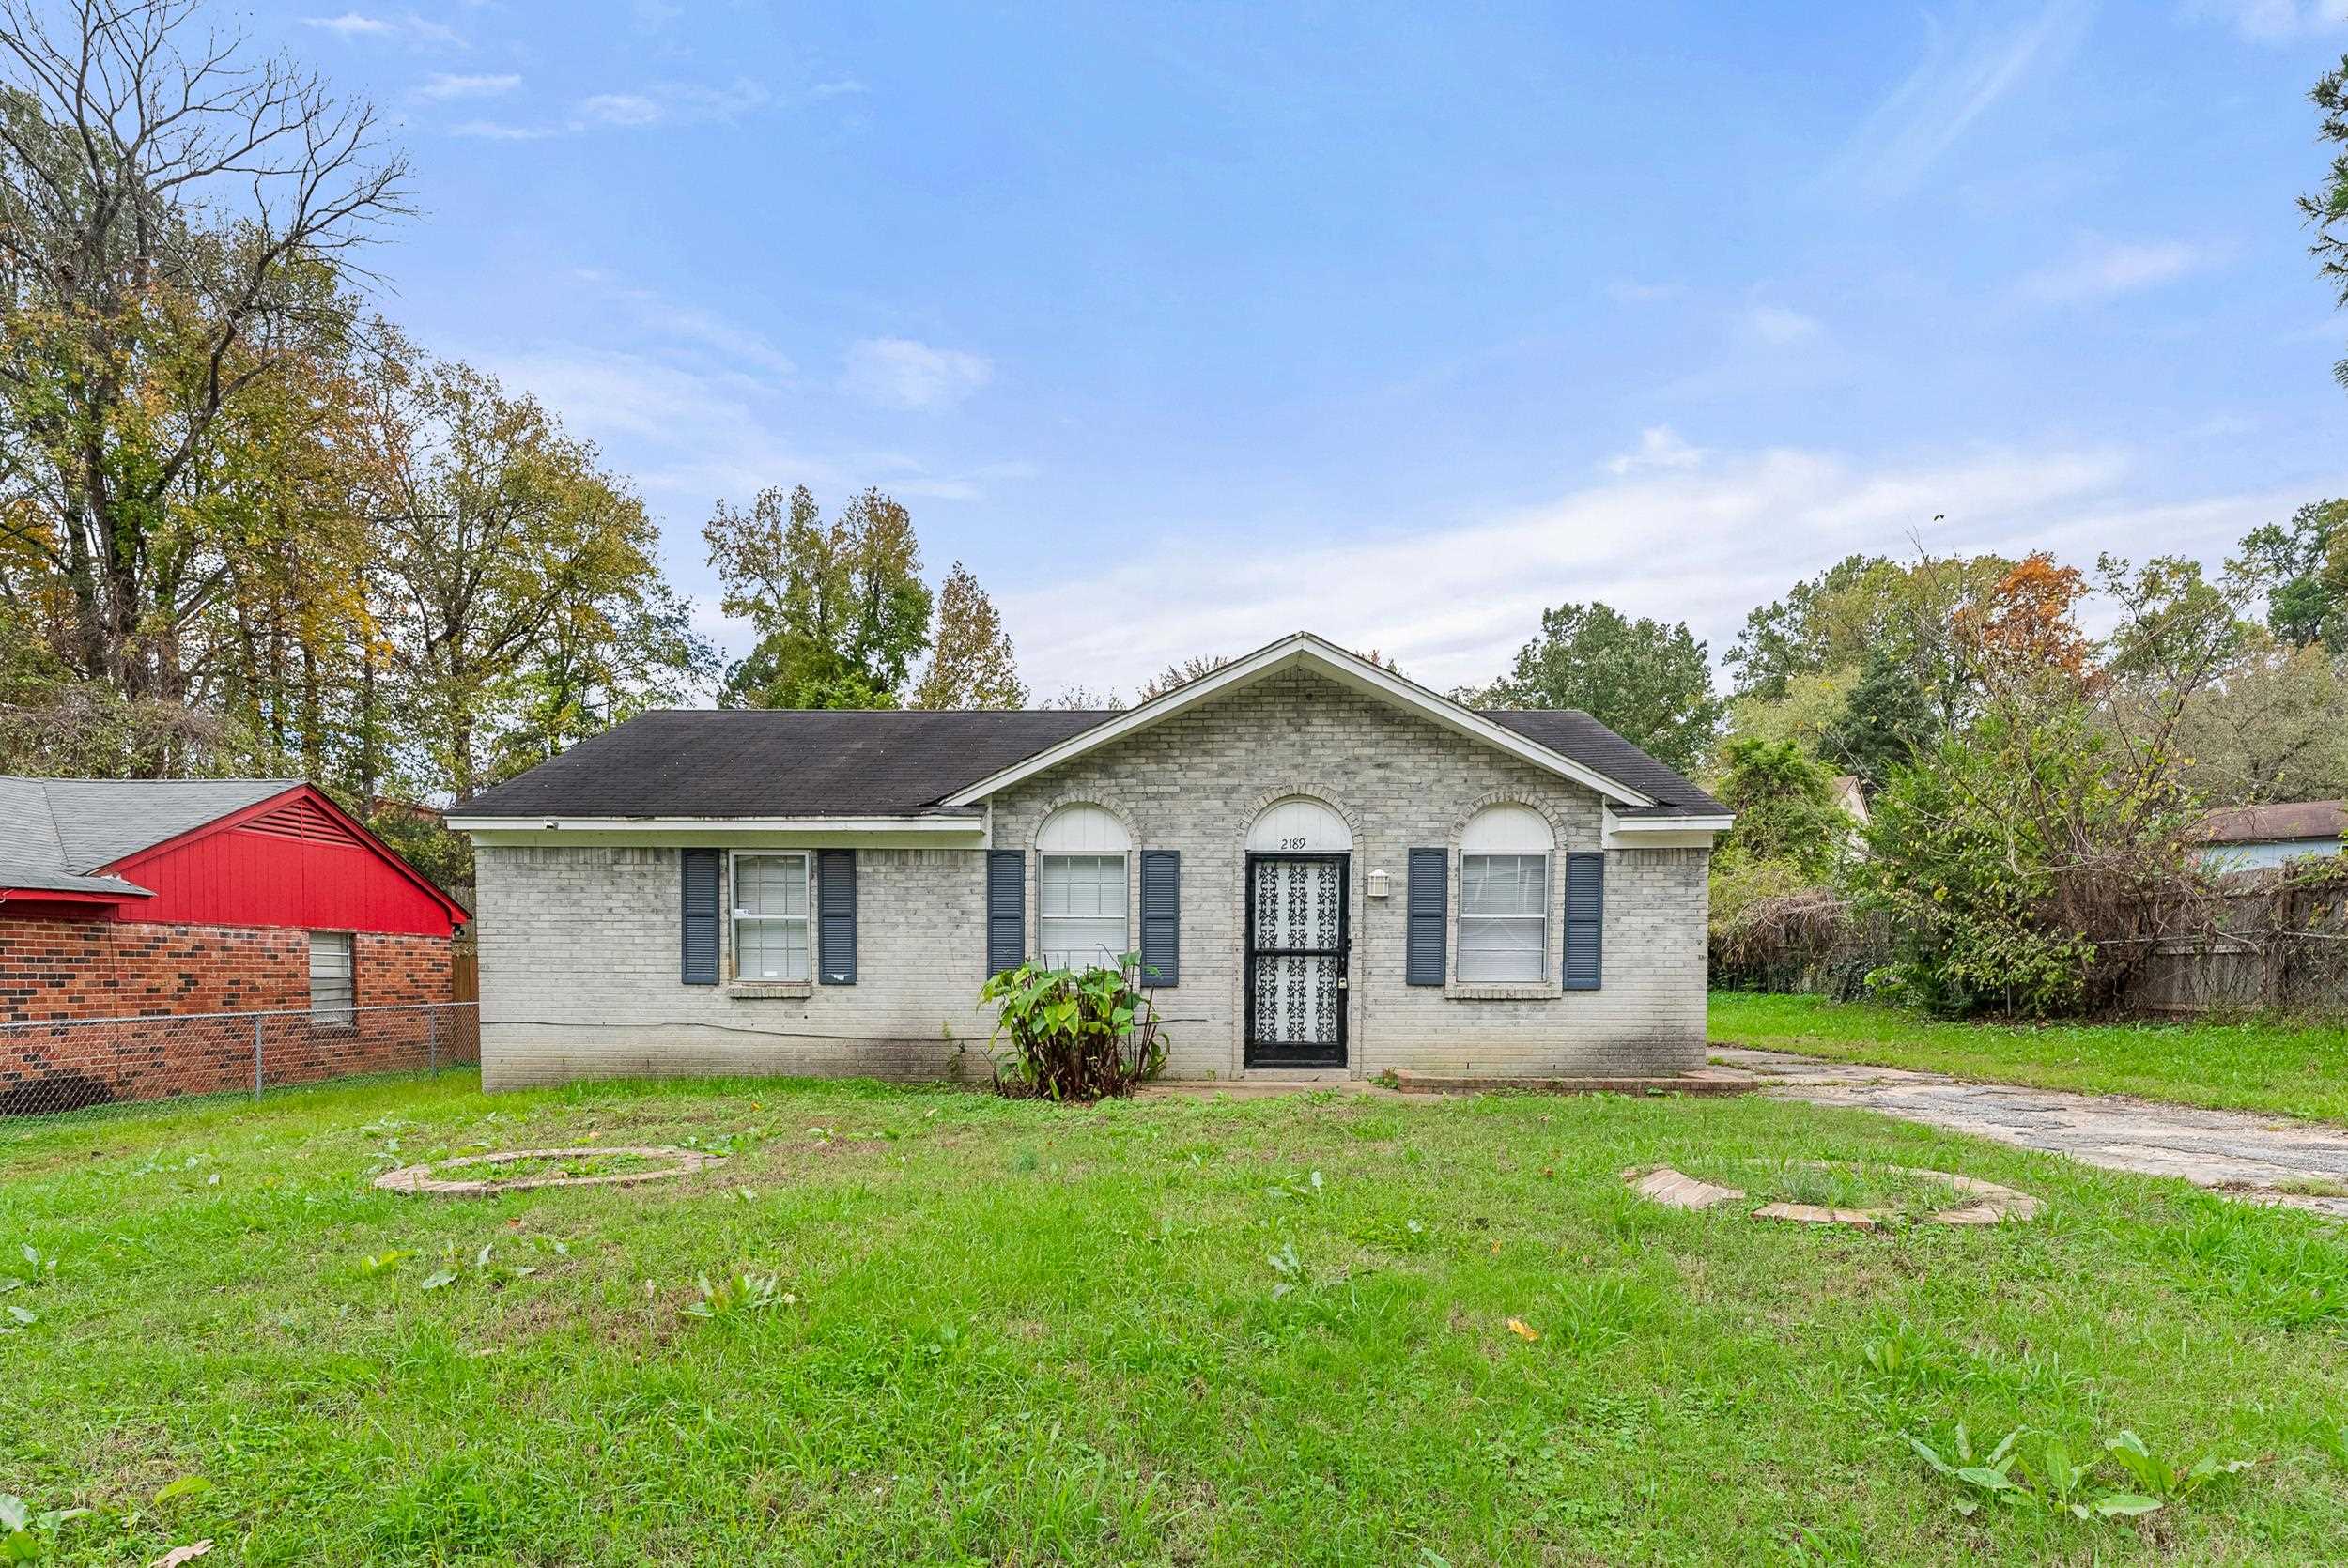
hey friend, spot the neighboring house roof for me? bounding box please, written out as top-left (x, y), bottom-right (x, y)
top-left (2194, 800), bottom-right (2347, 845)
top-left (0, 778), bottom-right (469, 930)
top-left (0, 776), bottom-right (300, 899)
top-left (454, 633), bottom-right (1729, 823)
top-left (31, 777), bottom-right (298, 871)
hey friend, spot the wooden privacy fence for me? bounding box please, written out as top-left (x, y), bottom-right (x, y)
top-left (1711, 867), bottom-right (2348, 1019)
top-left (2121, 872), bottom-right (2348, 1016)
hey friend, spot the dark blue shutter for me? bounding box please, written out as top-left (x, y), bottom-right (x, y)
top-left (1138, 849), bottom-right (1180, 987)
top-left (1406, 848), bottom-right (1446, 985)
top-left (818, 850), bottom-right (857, 984)
top-left (1564, 852), bottom-right (1604, 991)
top-left (680, 849), bottom-right (720, 985)
top-left (986, 850), bottom-right (1025, 976)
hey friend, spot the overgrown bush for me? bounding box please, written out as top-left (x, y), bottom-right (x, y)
top-left (1851, 706), bottom-right (2203, 1017)
top-left (978, 956), bottom-right (1167, 1101)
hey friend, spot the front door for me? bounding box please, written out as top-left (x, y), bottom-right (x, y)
top-left (1244, 853), bottom-right (1349, 1068)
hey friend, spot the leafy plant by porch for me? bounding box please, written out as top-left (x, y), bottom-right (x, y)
top-left (978, 955), bottom-right (1168, 1100)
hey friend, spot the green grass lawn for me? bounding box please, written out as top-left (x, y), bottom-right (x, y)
top-left (1712, 991), bottom-right (2348, 1125)
top-left (5, 1070), bottom-right (2348, 1565)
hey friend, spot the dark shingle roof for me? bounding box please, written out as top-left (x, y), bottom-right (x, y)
top-left (1482, 712), bottom-right (1726, 817)
top-left (0, 776), bottom-right (303, 896)
top-left (456, 703), bottom-right (1724, 821)
top-left (457, 710), bottom-right (1117, 820)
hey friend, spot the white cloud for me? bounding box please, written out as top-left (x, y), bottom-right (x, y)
top-left (420, 72), bottom-right (519, 100)
top-left (1603, 426), bottom-right (1706, 476)
top-left (811, 78), bottom-right (870, 99)
top-left (1742, 304), bottom-right (1822, 346)
top-left (2186, 0), bottom-right (2348, 39)
top-left (566, 270), bottom-right (798, 379)
top-left (1824, 0), bottom-right (2093, 201)
top-left (301, 11), bottom-right (465, 48)
top-left (2019, 238), bottom-right (2223, 303)
top-left (449, 118), bottom-right (559, 141)
top-left (579, 92), bottom-right (664, 128)
top-left (841, 337), bottom-right (993, 411)
top-left (459, 78), bottom-right (775, 139)
top-left (996, 441), bottom-right (2313, 699)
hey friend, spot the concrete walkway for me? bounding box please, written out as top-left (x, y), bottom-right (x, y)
top-left (1710, 1047), bottom-right (2348, 1218)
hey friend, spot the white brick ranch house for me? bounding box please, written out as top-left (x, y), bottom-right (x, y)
top-left (450, 633), bottom-right (1731, 1087)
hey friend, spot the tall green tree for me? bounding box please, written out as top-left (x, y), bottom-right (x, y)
top-left (1477, 602), bottom-right (1722, 776)
top-left (1816, 643), bottom-right (1939, 792)
top-left (912, 562), bottom-right (1025, 709)
top-left (704, 485), bottom-right (935, 709)
top-left (1715, 739), bottom-right (1846, 880)
top-left (2232, 500), bottom-right (2347, 652)
top-left (2302, 53), bottom-right (2348, 389)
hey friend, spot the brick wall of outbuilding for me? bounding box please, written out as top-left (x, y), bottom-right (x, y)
top-left (0, 919), bottom-right (458, 1114)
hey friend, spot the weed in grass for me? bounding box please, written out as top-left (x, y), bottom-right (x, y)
top-left (1904, 1422), bottom-right (2257, 1521)
top-left (682, 1271), bottom-right (794, 1319)
top-left (0, 1495), bottom-right (89, 1562)
top-left (418, 1243), bottom-right (535, 1292)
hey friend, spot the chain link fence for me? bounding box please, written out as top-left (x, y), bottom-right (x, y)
top-left (0, 1001), bottom-right (480, 1121)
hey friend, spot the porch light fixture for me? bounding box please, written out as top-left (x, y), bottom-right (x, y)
top-left (1367, 868), bottom-right (1390, 899)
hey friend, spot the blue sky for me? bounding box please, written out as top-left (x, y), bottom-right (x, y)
top-left (260, 0), bottom-right (2348, 699)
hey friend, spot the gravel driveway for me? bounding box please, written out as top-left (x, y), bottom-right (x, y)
top-left (1710, 1046), bottom-right (2348, 1218)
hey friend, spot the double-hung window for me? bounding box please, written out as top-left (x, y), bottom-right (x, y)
top-left (1037, 804), bottom-right (1130, 970)
top-left (733, 853), bottom-right (811, 982)
top-left (1456, 805), bottom-right (1553, 983)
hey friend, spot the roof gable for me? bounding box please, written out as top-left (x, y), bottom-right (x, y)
top-left (941, 632), bottom-right (1662, 809)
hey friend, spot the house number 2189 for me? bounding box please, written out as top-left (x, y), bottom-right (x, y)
top-left (1279, 838), bottom-right (1307, 850)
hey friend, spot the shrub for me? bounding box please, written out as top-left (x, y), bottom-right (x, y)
top-left (978, 956), bottom-right (1167, 1101)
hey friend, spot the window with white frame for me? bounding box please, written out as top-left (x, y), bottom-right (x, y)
top-left (309, 930), bottom-right (355, 1024)
top-left (1457, 805), bottom-right (1552, 982)
top-left (732, 852), bottom-right (811, 982)
top-left (1038, 805), bottom-right (1129, 969)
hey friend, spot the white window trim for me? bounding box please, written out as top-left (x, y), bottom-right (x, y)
top-left (1455, 852), bottom-right (1551, 986)
top-left (1039, 851), bottom-right (1131, 971)
top-left (731, 851), bottom-right (812, 985)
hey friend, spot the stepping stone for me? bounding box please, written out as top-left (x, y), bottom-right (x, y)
top-left (1628, 1166), bottom-right (1745, 1210)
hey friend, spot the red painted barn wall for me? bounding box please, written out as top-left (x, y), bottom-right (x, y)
top-left (101, 792), bottom-right (460, 937)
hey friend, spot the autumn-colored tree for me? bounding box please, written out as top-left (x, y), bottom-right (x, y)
top-left (0, 1), bottom-right (406, 742)
top-left (913, 562), bottom-right (1025, 709)
top-left (1953, 552), bottom-right (2095, 690)
top-left (358, 347), bottom-right (695, 801)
